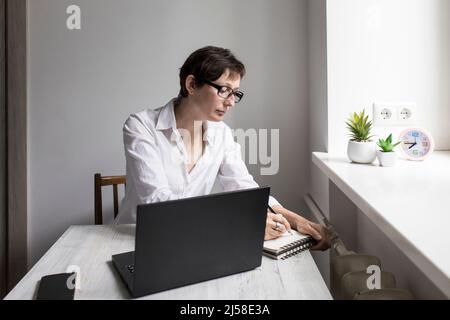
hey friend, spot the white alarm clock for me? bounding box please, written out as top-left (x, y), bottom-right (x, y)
top-left (398, 127), bottom-right (434, 161)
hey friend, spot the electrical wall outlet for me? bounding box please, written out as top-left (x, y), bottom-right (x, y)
top-left (373, 103), bottom-right (396, 126)
top-left (397, 104), bottom-right (417, 125)
top-left (373, 102), bottom-right (417, 126)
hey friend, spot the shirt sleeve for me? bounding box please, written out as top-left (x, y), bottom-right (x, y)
top-left (217, 125), bottom-right (281, 207)
top-left (123, 115), bottom-right (179, 204)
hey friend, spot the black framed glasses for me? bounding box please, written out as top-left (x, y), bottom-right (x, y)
top-left (203, 80), bottom-right (244, 103)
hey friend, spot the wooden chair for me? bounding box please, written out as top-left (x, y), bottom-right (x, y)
top-left (94, 173), bottom-right (126, 225)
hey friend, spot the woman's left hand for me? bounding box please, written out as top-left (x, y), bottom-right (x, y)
top-left (295, 216), bottom-right (331, 251)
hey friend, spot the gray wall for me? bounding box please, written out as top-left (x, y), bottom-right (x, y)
top-left (0, 0), bottom-right (6, 296)
top-left (27, 0), bottom-right (310, 266)
top-left (232, 0), bottom-right (310, 213)
top-left (306, 0), bottom-right (330, 286)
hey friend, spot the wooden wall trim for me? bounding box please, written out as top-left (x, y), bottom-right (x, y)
top-left (0, 0), bottom-right (6, 299)
top-left (6, 0), bottom-right (27, 292)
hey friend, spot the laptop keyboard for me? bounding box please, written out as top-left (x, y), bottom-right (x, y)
top-left (126, 264), bottom-right (135, 274)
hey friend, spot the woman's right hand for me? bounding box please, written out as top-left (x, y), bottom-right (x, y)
top-left (264, 212), bottom-right (291, 240)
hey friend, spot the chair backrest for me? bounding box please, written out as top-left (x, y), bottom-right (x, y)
top-left (94, 173), bottom-right (126, 225)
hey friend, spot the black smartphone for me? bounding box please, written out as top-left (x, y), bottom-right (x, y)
top-left (35, 272), bottom-right (76, 300)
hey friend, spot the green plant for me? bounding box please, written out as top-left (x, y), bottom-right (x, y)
top-left (377, 134), bottom-right (401, 152)
top-left (345, 109), bottom-right (374, 142)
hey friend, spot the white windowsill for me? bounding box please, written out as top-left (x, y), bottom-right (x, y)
top-left (312, 151), bottom-right (450, 297)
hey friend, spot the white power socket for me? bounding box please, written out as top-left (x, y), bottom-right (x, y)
top-left (373, 103), bottom-right (417, 126)
top-left (398, 106), bottom-right (415, 123)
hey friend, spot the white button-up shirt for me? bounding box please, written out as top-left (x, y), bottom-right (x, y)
top-left (115, 98), bottom-right (280, 224)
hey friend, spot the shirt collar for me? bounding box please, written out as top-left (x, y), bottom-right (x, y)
top-left (156, 98), bottom-right (217, 146)
top-left (203, 121), bottom-right (215, 145)
top-left (155, 98), bottom-right (177, 131)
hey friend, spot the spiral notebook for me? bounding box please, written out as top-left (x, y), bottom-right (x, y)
top-left (263, 230), bottom-right (315, 260)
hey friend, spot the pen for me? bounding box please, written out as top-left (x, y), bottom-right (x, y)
top-left (268, 206), bottom-right (292, 235)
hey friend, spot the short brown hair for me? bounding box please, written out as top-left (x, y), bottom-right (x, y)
top-left (178, 46), bottom-right (246, 98)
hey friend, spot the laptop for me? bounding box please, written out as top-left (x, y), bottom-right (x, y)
top-left (112, 186), bottom-right (270, 298)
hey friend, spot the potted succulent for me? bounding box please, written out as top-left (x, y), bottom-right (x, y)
top-left (376, 134), bottom-right (401, 167)
top-left (346, 109), bottom-right (376, 164)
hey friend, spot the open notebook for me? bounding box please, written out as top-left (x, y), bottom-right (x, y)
top-left (263, 230), bottom-right (316, 260)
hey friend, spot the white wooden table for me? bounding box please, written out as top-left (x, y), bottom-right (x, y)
top-left (5, 225), bottom-right (332, 300)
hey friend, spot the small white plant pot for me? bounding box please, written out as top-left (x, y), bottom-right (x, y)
top-left (347, 140), bottom-right (377, 164)
top-left (377, 150), bottom-right (397, 167)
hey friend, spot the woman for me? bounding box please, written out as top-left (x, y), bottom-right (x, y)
top-left (116, 46), bottom-right (329, 250)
